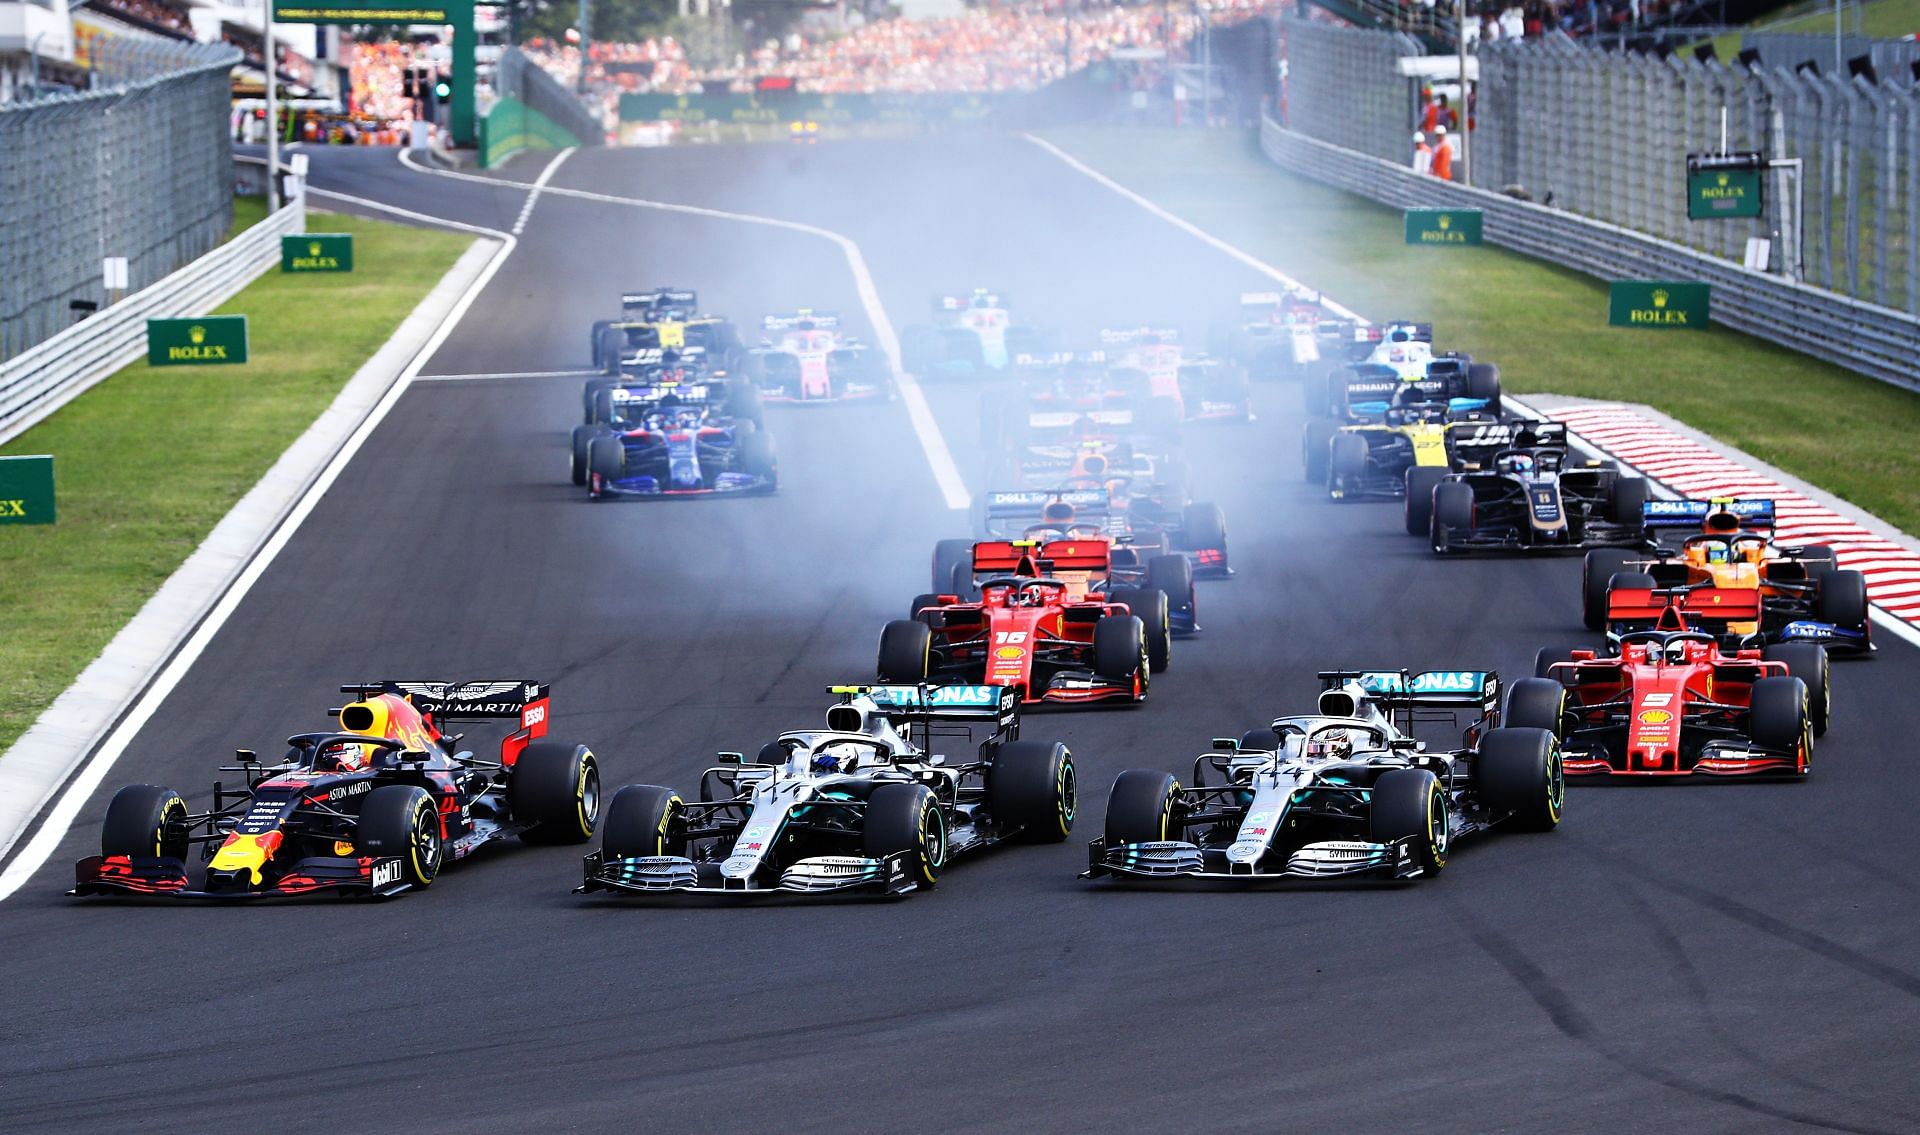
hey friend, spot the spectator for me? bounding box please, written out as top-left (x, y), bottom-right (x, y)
top-left (1412, 130), bottom-right (1432, 174)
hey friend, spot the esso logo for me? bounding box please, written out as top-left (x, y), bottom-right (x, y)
top-left (522, 702), bottom-right (548, 729)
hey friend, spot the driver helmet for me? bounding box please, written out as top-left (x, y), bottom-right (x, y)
top-left (1664, 639), bottom-right (1692, 663)
top-left (315, 738), bottom-right (370, 772)
top-left (1016, 582), bottom-right (1051, 607)
top-left (810, 750), bottom-right (842, 776)
top-left (1306, 731), bottom-right (1353, 761)
top-left (1501, 453), bottom-right (1535, 475)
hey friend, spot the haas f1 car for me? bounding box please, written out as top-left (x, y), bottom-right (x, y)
top-left (1579, 498), bottom-right (1871, 652)
top-left (883, 543), bottom-right (1167, 706)
top-left (577, 684), bottom-right (1073, 897)
top-left (72, 681), bottom-right (599, 899)
top-left (1423, 425), bottom-right (1650, 554)
top-left (1084, 670), bottom-right (1562, 884)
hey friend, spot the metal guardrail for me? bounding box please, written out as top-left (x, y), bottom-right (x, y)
top-left (1259, 115), bottom-right (1920, 393)
top-left (0, 191), bottom-right (305, 446)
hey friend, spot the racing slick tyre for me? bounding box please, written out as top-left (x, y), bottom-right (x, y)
top-left (1797, 544), bottom-right (1838, 579)
top-left (1609, 571), bottom-right (1657, 597)
top-left (989, 740), bottom-right (1076, 843)
top-left (1146, 554), bottom-right (1196, 623)
top-left (724, 379), bottom-right (765, 429)
top-left (589, 319), bottom-right (611, 369)
top-left (1534, 645), bottom-right (1577, 680)
top-left (1302, 418), bottom-right (1334, 483)
top-left (877, 619), bottom-right (932, 683)
top-left (1763, 643), bottom-right (1831, 737)
top-left (734, 422), bottom-right (778, 488)
top-left (591, 386), bottom-right (619, 426)
top-left (1475, 727), bottom-right (1564, 832)
top-left (1105, 769), bottom-right (1182, 846)
top-left (101, 784), bottom-right (189, 859)
top-left (1608, 476), bottom-right (1651, 525)
top-left (1431, 481), bottom-right (1474, 554)
top-left (1466, 362), bottom-right (1502, 414)
top-left (1369, 768), bottom-right (1449, 877)
top-left (1582, 548), bottom-right (1634, 630)
top-left (1182, 502), bottom-right (1228, 563)
top-left (864, 782), bottom-right (946, 889)
top-left (1404, 467), bottom-right (1447, 535)
top-left (1328, 433), bottom-right (1368, 493)
top-left (510, 741), bottom-right (601, 843)
top-left (1748, 676), bottom-right (1812, 764)
top-left (587, 434), bottom-right (626, 486)
top-left (931, 538), bottom-right (975, 597)
top-left (583, 377), bottom-right (617, 424)
top-left (1815, 570), bottom-right (1869, 634)
top-left (1504, 678), bottom-right (1568, 738)
top-left (1093, 614), bottom-right (1149, 689)
top-left (909, 594), bottom-right (942, 623)
top-left (1111, 587), bottom-right (1171, 674)
top-left (357, 786), bottom-right (443, 889)
top-left (570, 425), bottom-right (609, 487)
top-left (600, 784), bottom-right (685, 859)
top-left (597, 326), bottom-right (624, 374)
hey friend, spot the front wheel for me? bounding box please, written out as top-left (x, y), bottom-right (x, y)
top-left (1748, 675), bottom-right (1811, 763)
top-left (1762, 643), bottom-right (1829, 737)
top-left (1092, 614), bottom-right (1147, 691)
top-left (1369, 768), bottom-right (1448, 876)
top-left (864, 783), bottom-right (946, 889)
top-left (600, 784), bottom-right (685, 858)
top-left (358, 785), bottom-right (443, 889)
top-left (1505, 677), bottom-right (1568, 738)
top-left (1111, 587), bottom-right (1171, 674)
top-left (989, 740), bottom-right (1075, 843)
top-left (1104, 769), bottom-right (1181, 845)
top-left (101, 784), bottom-right (189, 859)
top-left (1404, 466), bottom-right (1445, 535)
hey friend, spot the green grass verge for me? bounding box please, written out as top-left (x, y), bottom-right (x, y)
top-left (1042, 127), bottom-right (1920, 531)
top-left (0, 210), bottom-right (471, 753)
top-left (1708, 0), bottom-right (1920, 58)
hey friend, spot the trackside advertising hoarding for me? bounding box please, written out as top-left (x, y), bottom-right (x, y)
top-left (0, 455), bottom-right (55, 525)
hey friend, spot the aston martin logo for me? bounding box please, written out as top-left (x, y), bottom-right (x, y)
top-left (393, 681), bottom-right (529, 702)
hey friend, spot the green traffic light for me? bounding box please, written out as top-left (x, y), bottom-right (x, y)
top-left (434, 80), bottom-right (452, 99)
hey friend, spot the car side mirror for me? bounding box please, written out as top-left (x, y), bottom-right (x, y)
top-left (1211, 737), bottom-right (1239, 752)
top-left (717, 751), bottom-right (744, 765)
top-left (1390, 738), bottom-right (1419, 751)
top-left (234, 748), bottom-right (258, 764)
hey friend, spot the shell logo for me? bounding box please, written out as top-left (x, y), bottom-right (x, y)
top-left (1639, 709), bottom-right (1673, 725)
top-left (995, 646), bottom-right (1025, 660)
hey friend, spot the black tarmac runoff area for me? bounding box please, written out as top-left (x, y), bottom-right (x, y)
top-left (5, 137), bottom-right (1919, 1135)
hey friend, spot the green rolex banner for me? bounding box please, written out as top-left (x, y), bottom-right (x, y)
top-left (1404, 208), bottom-right (1483, 246)
top-left (281, 233), bottom-right (353, 272)
top-left (0, 455), bottom-right (56, 525)
top-left (1608, 281), bottom-right (1711, 329)
top-left (148, 316), bottom-right (249, 366)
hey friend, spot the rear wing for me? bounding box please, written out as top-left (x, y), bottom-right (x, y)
top-left (763, 310), bottom-right (839, 330)
top-left (1011, 350), bottom-right (1106, 367)
top-left (622, 288), bottom-right (696, 309)
top-left (983, 488), bottom-right (1112, 519)
top-left (1239, 291), bottom-right (1285, 307)
top-left (1642, 498), bottom-right (1776, 530)
top-left (1374, 321), bottom-right (1434, 344)
top-left (1607, 586), bottom-right (1763, 626)
top-left (834, 685), bottom-right (1018, 738)
top-left (1099, 327), bottom-right (1180, 346)
top-left (937, 291), bottom-right (1002, 311)
top-left (1320, 669), bottom-right (1500, 710)
top-left (970, 539), bottom-right (1111, 576)
top-left (350, 680), bottom-right (551, 729)
top-left (610, 380), bottom-right (719, 407)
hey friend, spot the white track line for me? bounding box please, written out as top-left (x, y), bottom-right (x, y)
top-left (396, 150), bottom-right (972, 510)
top-left (1023, 132), bottom-right (1920, 653)
top-left (0, 195), bottom-right (517, 903)
top-left (419, 368), bottom-right (603, 382)
top-left (512, 148), bottom-right (575, 235)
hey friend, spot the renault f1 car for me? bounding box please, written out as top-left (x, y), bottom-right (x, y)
top-left (1513, 629), bottom-right (1825, 778)
top-left (1309, 323), bottom-right (1501, 424)
top-left (1209, 290), bottom-right (1361, 381)
top-left (899, 289), bottom-right (1052, 376)
top-left (742, 310), bottom-right (893, 402)
top-left (591, 302), bottom-right (745, 375)
top-left (1425, 426), bottom-right (1649, 554)
top-left (590, 288), bottom-right (698, 368)
top-left (576, 684), bottom-right (1073, 897)
top-left (882, 550), bottom-right (1159, 705)
top-left (72, 681), bottom-right (599, 899)
top-left (1083, 669), bottom-right (1562, 883)
top-left (1304, 384), bottom-right (1514, 507)
top-left (1579, 498), bottom-right (1870, 652)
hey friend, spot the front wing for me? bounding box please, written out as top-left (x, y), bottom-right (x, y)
top-left (576, 850), bottom-right (919, 897)
top-left (1081, 838), bottom-right (1423, 881)
top-left (70, 854), bottom-right (415, 899)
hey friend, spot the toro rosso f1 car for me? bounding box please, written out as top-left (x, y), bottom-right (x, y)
top-left (1579, 498), bottom-right (1871, 652)
top-left (72, 681), bottom-right (599, 899)
top-left (1084, 670), bottom-right (1562, 884)
top-left (578, 382), bottom-right (778, 498)
top-left (577, 684), bottom-right (1073, 897)
top-left (743, 310), bottom-right (893, 402)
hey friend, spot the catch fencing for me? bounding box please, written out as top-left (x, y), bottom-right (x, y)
top-left (1279, 19), bottom-right (1425, 163)
top-left (1742, 33), bottom-right (1920, 88)
top-left (1258, 116), bottom-right (1920, 392)
top-left (0, 39), bottom-right (241, 364)
top-left (495, 47), bottom-right (605, 148)
top-left (0, 179), bottom-right (304, 445)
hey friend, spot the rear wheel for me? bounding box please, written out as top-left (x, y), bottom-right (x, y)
top-left (1112, 587), bottom-right (1171, 674)
top-left (1475, 728), bottom-right (1564, 831)
top-left (724, 379), bottom-right (765, 429)
top-left (582, 378), bottom-right (616, 424)
top-left (1405, 467), bottom-right (1446, 535)
top-left (510, 742), bottom-right (601, 843)
top-left (1237, 727), bottom-right (1278, 752)
top-left (600, 784), bottom-right (685, 858)
top-left (735, 423), bottom-right (778, 486)
top-left (1504, 678), bottom-right (1567, 738)
top-left (1749, 676), bottom-right (1811, 765)
top-left (1369, 768), bottom-right (1448, 876)
top-left (931, 538), bottom-right (974, 596)
top-left (1533, 644), bottom-right (1577, 680)
top-left (908, 593), bottom-right (942, 622)
top-left (989, 740), bottom-right (1075, 842)
top-left (1146, 553), bottom-right (1195, 622)
top-left (101, 784), bottom-right (189, 859)
top-left (357, 785), bottom-right (442, 889)
top-left (1303, 419), bottom-right (1333, 483)
top-left (1092, 614), bottom-right (1147, 689)
top-left (878, 619), bottom-right (932, 683)
top-left (1608, 476), bottom-right (1650, 525)
top-left (1763, 643), bottom-right (1830, 737)
top-left (1583, 548), bottom-right (1633, 630)
top-left (597, 326), bottom-right (624, 374)
top-left (1815, 569), bottom-right (1869, 631)
top-left (1182, 502), bottom-right (1227, 560)
top-left (1104, 770), bottom-right (1181, 845)
top-left (864, 783), bottom-right (946, 888)
top-left (1465, 362), bottom-right (1501, 413)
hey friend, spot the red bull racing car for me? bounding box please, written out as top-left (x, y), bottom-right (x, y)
top-left (71, 681), bottom-right (600, 899)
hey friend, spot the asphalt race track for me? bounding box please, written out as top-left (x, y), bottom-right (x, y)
top-left (4, 137), bottom-right (1919, 1134)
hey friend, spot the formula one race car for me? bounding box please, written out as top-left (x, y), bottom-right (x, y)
top-left (72, 681), bottom-right (599, 899)
top-left (1303, 383), bottom-right (1514, 505)
top-left (576, 683), bottom-right (1074, 897)
top-left (591, 299), bottom-right (745, 375)
top-left (981, 352), bottom-right (1181, 451)
top-left (1083, 669), bottom-right (1562, 884)
top-left (931, 534), bottom-right (1195, 639)
top-left (1424, 427), bottom-right (1650, 554)
top-left (1308, 322), bottom-right (1501, 424)
top-left (576, 383), bottom-right (777, 498)
top-left (881, 552), bottom-right (1161, 705)
top-left (1208, 290), bottom-right (1361, 381)
top-left (1579, 498), bottom-right (1871, 651)
top-left (1102, 328), bottom-right (1252, 423)
top-left (1512, 629), bottom-right (1827, 778)
top-left (899, 289), bottom-right (1052, 376)
top-left (741, 310), bottom-right (893, 402)
top-left (590, 288), bottom-right (698, 369)
top-left (582, 347), bottom-right (760, 426)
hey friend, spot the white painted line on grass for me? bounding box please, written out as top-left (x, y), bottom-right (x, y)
top-left (395, 151), bottom-right (972, 511)
top-left (0, 200), bottom-right (518, 902)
